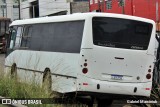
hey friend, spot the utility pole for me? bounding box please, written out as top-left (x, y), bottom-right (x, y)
top-left (122, 6), bottom-right (125, 14)
top-left (6, 3), bottom-right (7, 17)
top-left (122, 0), bottom-right (125, 14)
top-left (156, 0), bottom-right (159, 22)
top-left (98, 0), bottom-right (101, 12)
top-left (131, 0), bottom-right (133, 15)
top-left (18, 0), bottom-right (21, 19)
top-left (2, 5), bottom-right (4, 17)
top-left (156, 0), bottom-right (159, 31)
top-left (119, 0), bottom-right (125, 14)
top-left (33, 5), bottom-right (35, 18)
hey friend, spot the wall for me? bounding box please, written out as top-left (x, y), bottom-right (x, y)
top-left (20, 0), bottom-right (31, 19)
top-left (0, 0), bottom-right (7, 17)
top-left (39, 0), bottom-right (70, 16)
top-left (89, 0), bottom-right (160, 23)
top-left (4, 0), bottom-right (19, 20)
top-left (71, 1), bottom-right (89, 13)
top-left (20, 0), bottom-right (71, 18)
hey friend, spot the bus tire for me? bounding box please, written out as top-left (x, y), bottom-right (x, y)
top-left (87, 96), bottom-right (94, 107)
top-left (42, 68), bottom-right (52, 93)
top-left (11, 63), bottom-right (17, 80)
top-left (97, 99), bottom-right (113, 107)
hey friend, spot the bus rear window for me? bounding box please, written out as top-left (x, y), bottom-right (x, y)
top-left (92, 17), bottom-right (153, 50)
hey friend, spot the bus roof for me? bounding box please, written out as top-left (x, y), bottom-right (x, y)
top-left (10, 13), bottom-right (155, 26)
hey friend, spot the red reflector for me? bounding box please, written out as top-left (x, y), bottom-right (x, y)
top-left (146, 74), bottom-right (151, 79)
top-left (145, 88), bottom-right (151, 90)
top-left (148, 69), bottom-right (151, 72)
top-left (83, 83), bottom-right (88, 85)
top-left (84, 63), bottom-right (87, 67)
top-left (82, 68), bottom-right (88, 74)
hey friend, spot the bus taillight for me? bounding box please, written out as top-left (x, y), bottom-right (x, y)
top-left (146, 74), bottom-right (151, 79)
top-left (145, 88), bottom-right (151, 90)
top-left (82, 68), bottom-right (88, 74)
top-left (83, 83), bottom-right (88, 85)
top-left (84, 63), bottom-right (87, 67)
top-left (148, 69), bottom-right (151, 72)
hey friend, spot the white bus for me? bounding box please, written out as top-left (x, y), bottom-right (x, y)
top-left (5, 13), bottom-right (157, 106)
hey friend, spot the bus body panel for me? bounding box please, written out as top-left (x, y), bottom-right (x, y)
top-left (5, 13), bottom-right (157, 97)
top-left (81, 48), bottom-right (154, 83)
top-left (5, 66), bottom-right (77, 93)
top-left (79, 15), bottom-right (156, 83)
top-left (77, 74), bottom-right (152, 97)
top-left (77, 13), bottom-right (156, 97)
top-left (147, 23), bottom-right (156, 56)
top-left (5, 50), bottom-right (79, 93)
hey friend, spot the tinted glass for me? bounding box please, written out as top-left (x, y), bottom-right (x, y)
top-left (1, 21), bottom-right (5, 35)
top-left (23, 20), bottom-right (84, 53)
top-left (14, 26), bottom-right (23, 48)
top-left (21, 26), bottom-right (32, 48)
top-left (92, 17), bottom-right (153, 50)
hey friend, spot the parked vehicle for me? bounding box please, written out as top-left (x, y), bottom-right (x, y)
top-left (0, 17), bottom-right (11, 53)
top-left (5, 13), bottom-right (157, 106)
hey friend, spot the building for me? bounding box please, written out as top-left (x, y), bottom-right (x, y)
top-left (89, 0), bottom-right (160, 23)
top-left (0, 0), bottom-right (19, 20)
top-left (21, 0), bottom-right (89, 19)
top-left (0, 0), bottom-right (7, 17)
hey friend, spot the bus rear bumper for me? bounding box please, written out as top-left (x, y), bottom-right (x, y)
top-left (77, 75), bottom-right (152, 97)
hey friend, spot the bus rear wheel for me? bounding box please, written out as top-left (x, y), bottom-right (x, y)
top-left (42, 68), bottom-right (52, 94)
top-left (11, 63), bottom-right (17, 80)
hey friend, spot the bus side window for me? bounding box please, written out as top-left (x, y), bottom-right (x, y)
top-left (21, 26), bottom-right (32, 49)
top-left (14, 27), bottom-right (23, 48)
top-left (9, 29), bottom-right (17, 49)
top-left (10, 26), bottom-right (23, 49)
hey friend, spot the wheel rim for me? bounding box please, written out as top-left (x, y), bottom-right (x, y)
top-left (11, 63), bottom-right (17, 79)
top-left (42, 68), bottom-right (52, 93)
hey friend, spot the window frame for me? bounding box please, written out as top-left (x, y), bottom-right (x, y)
top-left (92, 17), bottom-right (153, 50)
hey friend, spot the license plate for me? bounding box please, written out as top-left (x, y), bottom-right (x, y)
top-left (111, 75), bottom-right (123, 80)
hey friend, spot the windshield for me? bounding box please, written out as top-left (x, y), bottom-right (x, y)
top-left (92, 17), bottom-right (153, 50)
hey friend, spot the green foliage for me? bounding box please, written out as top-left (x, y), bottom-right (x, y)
top-left (0, 76), bottom-right (49, 98)
top-left (0, 74), bottom-right (53, 107)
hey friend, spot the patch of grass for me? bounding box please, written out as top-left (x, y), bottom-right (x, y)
top-left (0, 75), bottom-right (49, 98)
top-left (0, 72), bottom-right (54, 107)
top-left (0, 67), bottom-right (159, 107)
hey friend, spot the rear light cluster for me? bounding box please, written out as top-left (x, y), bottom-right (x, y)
top-left (83, 83), bottom-right (88, 85)
top-left (82, 59), bottom-right (88, 74)
top-left (145, 88), bottom-right (151, 90)
top-left (146, 65), bottom-right (152, 79)
top-left (82, 68), bottom-right (88, 74)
